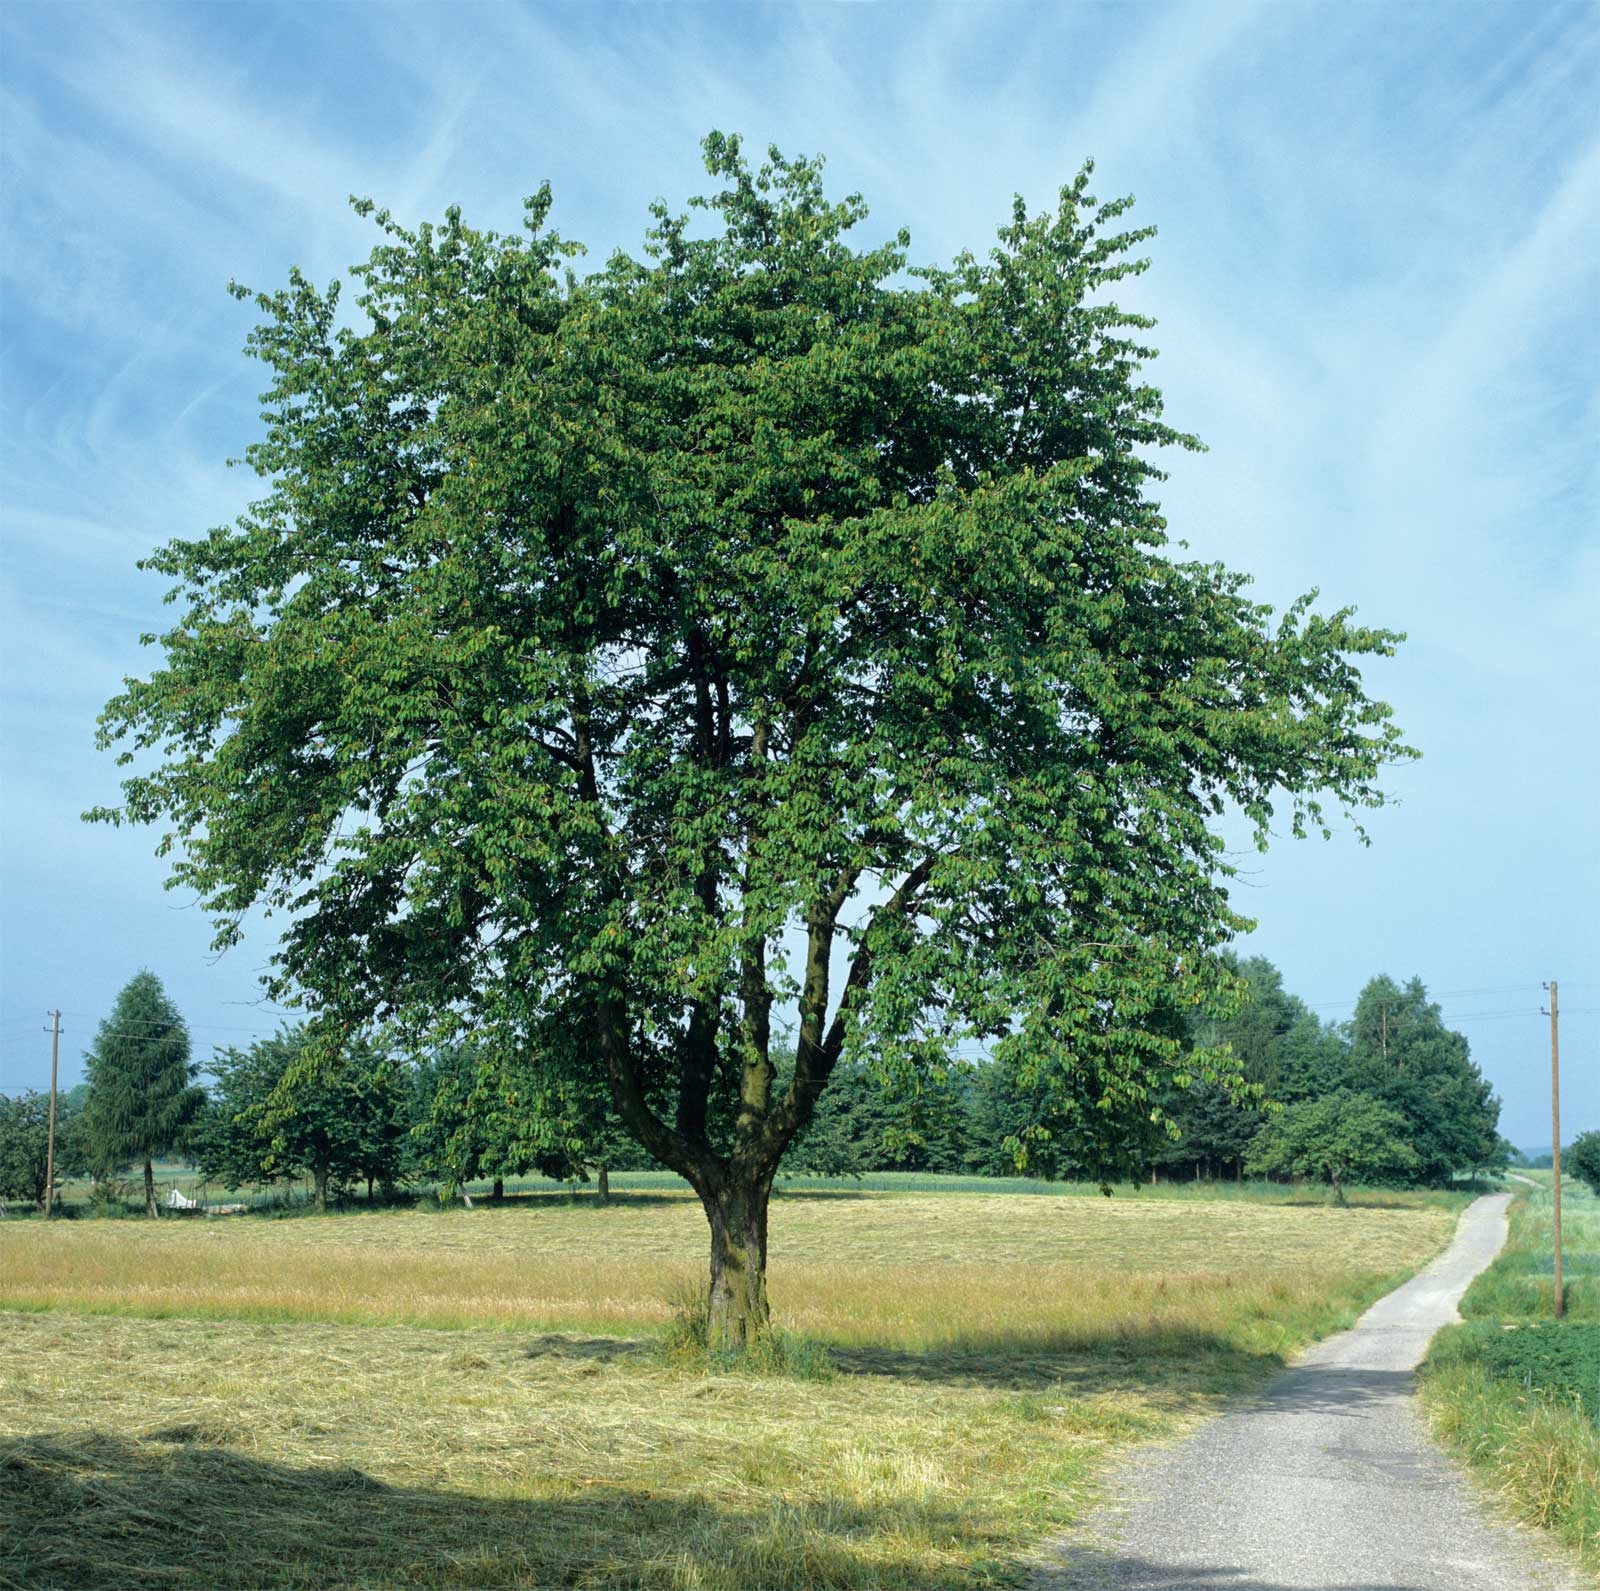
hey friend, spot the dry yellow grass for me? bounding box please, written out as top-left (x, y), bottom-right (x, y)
top-left (0, 1190), bottom-right (1453, 1347)
top-left (0, 1188), bottom-right (1464, 1589)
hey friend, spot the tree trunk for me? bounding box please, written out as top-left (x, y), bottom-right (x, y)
top-left (313, 1159), bottom-right (329, 1212)
top-left (596, 1165), bottom-right (610, 1205)
top-left (144, 1157), bottom-right (157, 1218)
top-left (1331, 1168), bottom-right (1346, 1207)
top-left (366, 1174), bottom-right (374, 1201)
top-left (702, 1177), bottom-right (771, 1350)
top-left (491, 1177), bottom-right (504, 1203)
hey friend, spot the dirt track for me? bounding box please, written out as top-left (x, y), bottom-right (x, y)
top-left (1035, 1193), bottom-right (1585, 1590)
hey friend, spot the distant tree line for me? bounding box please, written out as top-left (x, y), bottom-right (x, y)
top-left (1, 957), bottom-right (1508, 1213)
top-left (789, 955), bottom-right (1509, 1200)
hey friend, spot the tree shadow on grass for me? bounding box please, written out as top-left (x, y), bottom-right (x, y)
top-left (522, 1331), bottom-right (651, 1364)
top-left (1, 1429), bottom-right (982, 1591)
top-left (829, 1328), bottom-right (1279, 1396)
top-left (473, 1189), bottom-right (693, 1212)
top-left (1034, 1547), bottom-right (1439, 1590)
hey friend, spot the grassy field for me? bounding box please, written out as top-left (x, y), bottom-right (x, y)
top-left (2, 1182), bottom-right (1468, 1590)
top-left (1420, 1173), bottom-right (1600, 1574)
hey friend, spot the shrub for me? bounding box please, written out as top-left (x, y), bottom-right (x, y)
top-left (1433, 1321), bottom-right (1600, 1420)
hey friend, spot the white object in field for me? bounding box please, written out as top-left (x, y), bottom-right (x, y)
top-left (165, 1187), bottom-right (197, 1210)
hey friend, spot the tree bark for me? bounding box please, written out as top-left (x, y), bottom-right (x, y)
top-left (703, 1176), bottom-right (771, 1350)
top-left (144, 1157), bottom-right (157, 1218)
top-left (596, 1165), bottom-right (610, 1205)
top-left (491, 1177), bottom-right (504, 1202)
top-left (313, 1159), bottom-right (329, 1212)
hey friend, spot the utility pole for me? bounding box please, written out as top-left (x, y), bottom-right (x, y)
top-left (44, 1010), bottom-right (61, 1219)
top-left (1544, 981), bottom-right (1562, 1319)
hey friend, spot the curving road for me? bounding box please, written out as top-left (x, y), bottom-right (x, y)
top-left (1034, 1193), bottom-right (1586, 1590)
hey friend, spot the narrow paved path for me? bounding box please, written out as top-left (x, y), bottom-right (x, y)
top-left (1035, 1194), bottom-right (1586, 1590)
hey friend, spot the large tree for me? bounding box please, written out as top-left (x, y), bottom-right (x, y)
top-left (90, 137), bottom-right (1413, 1344)
top-left (82, 972), bottom-right (202, 1216)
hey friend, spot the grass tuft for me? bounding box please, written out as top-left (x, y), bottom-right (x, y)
top-left (660, 1279), bottom-right (836, 1381)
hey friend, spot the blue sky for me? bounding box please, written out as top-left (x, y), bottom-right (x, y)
top-left (1, 1), bottom-right (1595, 1148)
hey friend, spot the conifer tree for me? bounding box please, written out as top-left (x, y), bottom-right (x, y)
top-left (83, 971), bottom-right (202, 1216)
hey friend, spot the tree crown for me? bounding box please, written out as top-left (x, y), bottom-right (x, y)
top-left (90, 136), bottom-right (1415, 1194)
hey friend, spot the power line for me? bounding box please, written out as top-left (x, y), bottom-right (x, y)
top-left (1297, 982), bottom-right (1547, 1011)
top-left (50, 1011), bottom-right (293, 1035)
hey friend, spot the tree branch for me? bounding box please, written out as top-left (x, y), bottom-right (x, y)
top-left (743, 854), bottom-right (935, 1172)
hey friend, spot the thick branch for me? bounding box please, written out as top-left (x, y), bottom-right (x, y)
top-left (735, 932), bottom-right (772, 1140)
top-left (571, 675), bottom-right (696, 1183)
top-left (743, 855), bottom-right (935, 1172)
top-left (596, 997), bottom-right (703, 1186)
top-left (732, 720), bottom-right (773, 1144)
top-left (675, 997), bottom-right (721, 1148)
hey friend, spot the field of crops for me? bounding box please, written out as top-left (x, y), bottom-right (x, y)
top-left (2, 1180), bottom-right (1466, 1590)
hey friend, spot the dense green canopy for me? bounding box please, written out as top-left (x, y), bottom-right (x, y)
top-left (91, 136), bottom-right (1413, 1339)
top-left (1563, 1131), bottom-right (1600, 1198)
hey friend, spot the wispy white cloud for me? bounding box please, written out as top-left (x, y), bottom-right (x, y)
top-left (1, 0), bottom-right (1594, 1138)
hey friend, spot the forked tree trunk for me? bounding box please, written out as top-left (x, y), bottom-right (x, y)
top-left (144, 1157), bottom-right (158, 1218)
top-left (702, 1178), bottom-right (772, 1350)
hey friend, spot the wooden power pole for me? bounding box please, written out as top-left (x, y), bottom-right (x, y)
top-left (44, 1010), bottom-right (61, 1219)
top-left (1546, 980), bottom-right (1562, 1319)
